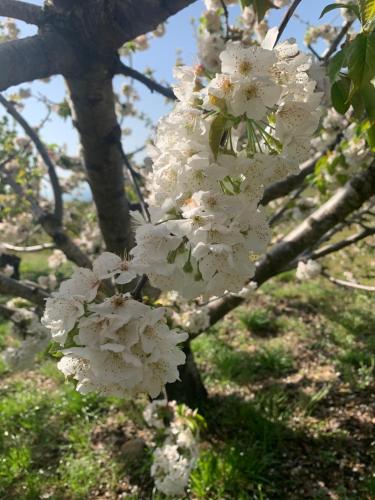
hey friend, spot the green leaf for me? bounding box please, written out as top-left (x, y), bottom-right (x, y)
top-left (331, 78), bottom-right (351, 114)
top-left (253, 0), bottom-right (278, 21)
top-left (320, 2), bottom-right (360, 19)
top-left (327, 49), bottom-right (348, 82)
top-left (239, 0), bottom-right (277, 20)
top-left (357, 0), bottom-right (375, 27)
top-left (209, 114), bottom-right (227, 160)
top-left (347, 32), bottom-right (375, 90)
top-left (350, 90), bottom-right (366, 118)
top-left (239, 0), bottom-right (252, 9)
top-left (366, 123), bottom-right (375, 149)
top-left (361, 82), bottom-right (375, 121)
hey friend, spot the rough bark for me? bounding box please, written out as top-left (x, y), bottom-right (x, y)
top-left (65, 65), bottom-right (134, 254)
top-left (0, 0), bottom-right (42, 24)
top-left (166, 343), bottom-right (208, 410)
top-left (0, 274), bottom-right (48, 307)
top-left (0, 0), bottom-right (197, 91)
top-left (0, 34), bottom-right (75, 91)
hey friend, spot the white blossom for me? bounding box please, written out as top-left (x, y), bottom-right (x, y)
top-left (296, 259), bottom-right (322, 280)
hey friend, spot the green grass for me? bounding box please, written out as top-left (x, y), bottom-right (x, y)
top-left (237, 308), bottom-right (278, 336)
top-left (1, 246), bottom-right (374, 498)
top-left (0, 369), bottom-right (128, 499)
top-left (17, 250), bottom-right (73, 283)
top-left (193, 334), bottom-right (295, 386)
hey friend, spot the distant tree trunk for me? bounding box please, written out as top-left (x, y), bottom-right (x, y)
top-left (166, 342), bottom-right (207, 410)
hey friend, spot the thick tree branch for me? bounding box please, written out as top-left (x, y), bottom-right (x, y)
top-left (0, 0), bottom-right (197, 92)
top-left (262, 131), bottom-right (345, 206)
top-left (0, 93), bottom-right (64, 221)
top-left (116, 61), bottom-right (176, 100)
top-left (0, 274), bottom-right (48, 306)
top-left (0, 0), bottom-right (42, 25)
top-left (0, 34), bottom-right (76, 91)
top-left (204, 163), bottom-right (375, 331)
top-left (261, 153), bottom-right (319, 206)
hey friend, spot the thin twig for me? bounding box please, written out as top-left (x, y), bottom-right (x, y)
top-left (0, 94), bottom-right (64, 222)
top-left (118, 143), bottom-right (151, 222)
top-left (220, 0), bottom-right (230, 39)
top-left (307, 43), bottom-right (322, 61)
top-left (269, 184), bottom-right (307, 226)
top-left (322, 271), bottom-right (375, 292)
top-left (131, 274), bottom-right (149, 300)
top-left (116, 61), bottom-right (176, 100)
top-left (323, 19), bottom-right (353, 63)
top-left (274, 0), bottom-right (304, 46)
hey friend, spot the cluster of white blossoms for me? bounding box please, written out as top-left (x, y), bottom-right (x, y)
top-left (126, 32), bottom-right (321, 299)
top-left (3, 307), bottom-right (50, 371)
top-left (296, 259), bottom-right (322, 281)
top-left (304, 24), bottom-right (339, 46)
top-left (144, 400), bottom-right (201, 497)
top-left (48, 249), bottom-right (67, 270)
top-left (41, 252), bottom-right (188, 398)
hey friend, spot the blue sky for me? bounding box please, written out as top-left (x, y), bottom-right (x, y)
top-left (4, 0), bottom-right (340, 157)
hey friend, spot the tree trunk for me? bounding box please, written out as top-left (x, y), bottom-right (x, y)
top-left (66, 64), bottom-right (134, 255)
top-left (166, 342), bottom-right (207, 410)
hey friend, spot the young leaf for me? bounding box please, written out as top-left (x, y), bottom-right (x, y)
top-left (331, 78), bottom-right (351, 114)
top-left (350, 90), bottom-right (365, 118)
top-left (320, 2), bottom-right (359, 19)
top-left (327, 48), bottom-right (348, 82)
top-left (347, 32), bottom-right (375, 89)
top-left (253, 0), bottom-right (278, 21)
top-left (240, 0), bottom-right (252, 9)
top-left (357, 0), bottom-right (375, 27)
top-left (366, 122), bottom-right (375, 150)
top-left (209, 114), bottom-right (228, 160)
top-left (361, 82), bottom-right (375, 121)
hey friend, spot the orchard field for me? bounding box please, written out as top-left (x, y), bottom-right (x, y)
top-left (0, 241), bottom-right (374, 499)
top-left (1, 0), bottom-right (375, 498)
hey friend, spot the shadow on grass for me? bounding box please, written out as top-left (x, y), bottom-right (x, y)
top-left (193, 390), bottom-right (374, 499)
top-left (0, 379), bottom-right (114, 499)
top-left (193, 335), bottom-right (296, 386)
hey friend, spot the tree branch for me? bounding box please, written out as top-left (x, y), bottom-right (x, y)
top-left (2, 242), bottom-right (55, 252)
top-left (322, 272), bottom-right (375, 292)
top-left (0, 303), bottom-right (14, 319)
top-left (0, 33), bottom-right (76, 91)
top-left (274, 0), bottom-right (304, 46)
top-left (0, 0), bottom-right (197, 92)
top-left (116, 61), bottom-right (176, 100)
top-left (308, 226), bottom-right (375, 261)
top-left (204, 163), bottom-right (375, 332)
top-left (65, 64), bottom-right (135, 255)
top-left (323, 19), bottom-right (353, 63)
top-left (0, 93), bottom-right (64, 221)
top-left (0, 274), bottom-right (48, 307)
top-left (0, 0), bottom-right (42, 25)
top-left (261, 153), bottom-right (319, 206)
top-left (0, 166), bottom-right (91, 268)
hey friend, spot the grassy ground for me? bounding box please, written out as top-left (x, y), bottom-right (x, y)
top-left (0, 249), bottom-right (374, 499)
